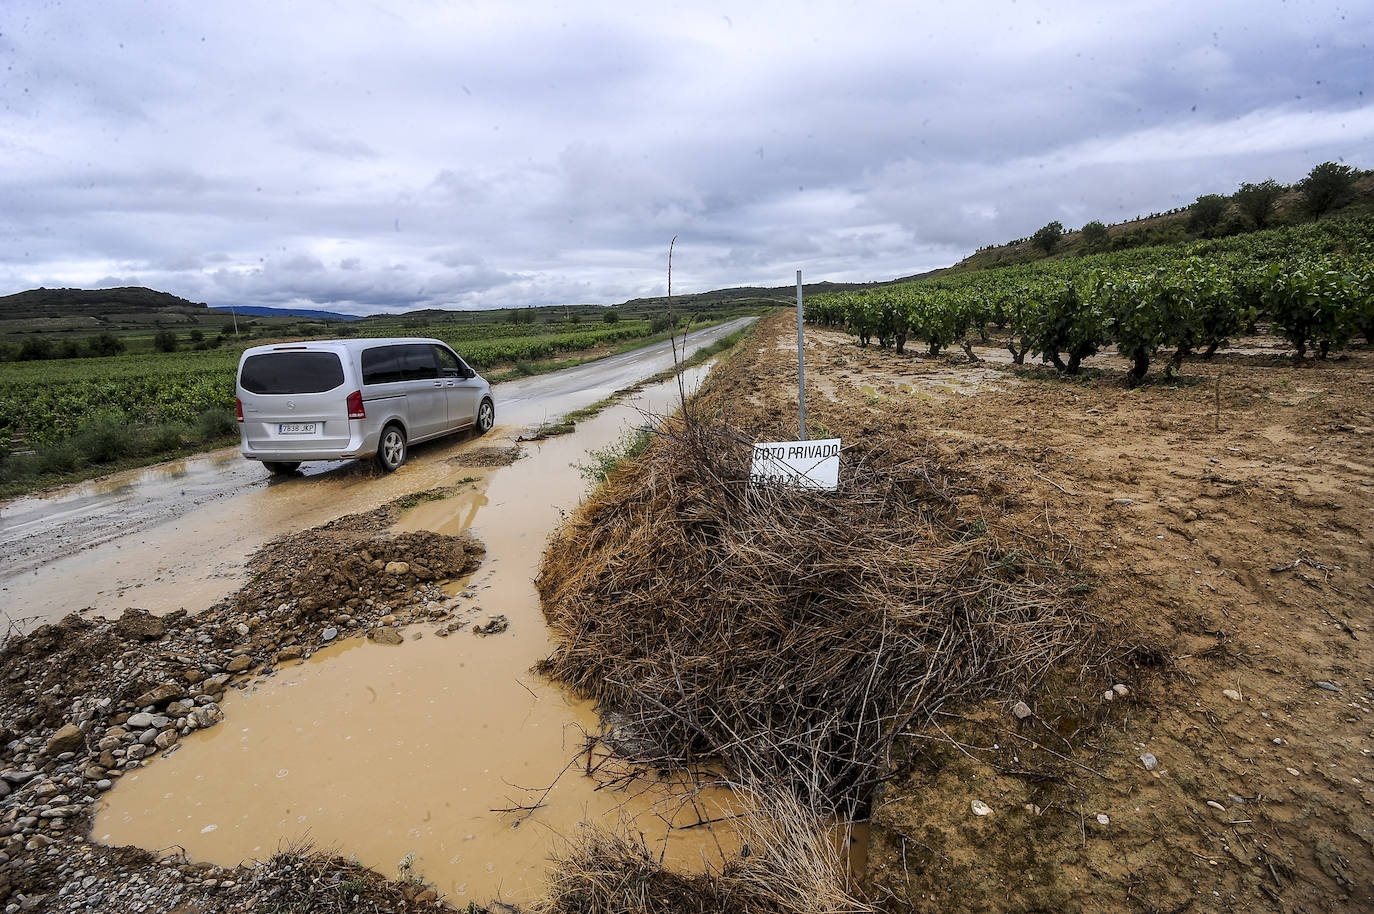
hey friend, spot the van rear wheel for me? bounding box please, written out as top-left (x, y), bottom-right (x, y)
top-left (264, 461), bottom-right (300, 475)
top-left (376, 424), bottom-right (407, 472)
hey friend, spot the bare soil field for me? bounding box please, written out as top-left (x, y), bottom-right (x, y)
top-left (757, 314), bottom-right (1372, 912)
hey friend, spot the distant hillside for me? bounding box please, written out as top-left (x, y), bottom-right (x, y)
top-left (209, 305), bottom-right (356, 321)
top-left (617, 278), bottom-right (910, 315)
top-left (0, 286), bottom-right (207, 319)
top-left (0, 286), bottom-right (346, 345)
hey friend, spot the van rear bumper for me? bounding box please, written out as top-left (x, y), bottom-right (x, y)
top-left (240, 425), bottom-right (380, 462)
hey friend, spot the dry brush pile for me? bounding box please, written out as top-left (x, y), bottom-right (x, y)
top-left (537, 413), bottom-right (1094, 817)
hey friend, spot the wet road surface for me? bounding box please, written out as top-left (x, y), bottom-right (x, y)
top-left (0, 318), bottom-right (752, 633)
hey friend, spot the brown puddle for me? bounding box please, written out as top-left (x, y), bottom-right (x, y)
top-left (93, 367), bottom-right (746, 907)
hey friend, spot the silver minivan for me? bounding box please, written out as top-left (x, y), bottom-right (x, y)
top-left (235, 337), bottom-right (495, 474)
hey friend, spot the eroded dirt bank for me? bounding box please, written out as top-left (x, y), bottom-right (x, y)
top-left (532, 311), bottom-right (1372, 912)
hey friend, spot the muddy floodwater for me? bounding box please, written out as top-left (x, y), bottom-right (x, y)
top-left (93, 367), bottom-right (743, 906)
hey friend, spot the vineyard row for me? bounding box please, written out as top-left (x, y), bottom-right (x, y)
top-left (806, 216), bottom-right (1373, 382)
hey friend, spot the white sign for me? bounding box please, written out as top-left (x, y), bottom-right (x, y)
top-left (750, 438), bottom-right (841, 491)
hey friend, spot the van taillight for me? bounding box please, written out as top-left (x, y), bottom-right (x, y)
top-left (235, 397), bottom-right (244, 423)
top-left (346, 390), bottom-right (365, 420)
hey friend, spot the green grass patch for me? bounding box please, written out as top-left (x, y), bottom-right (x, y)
top-left (575, 427), bottom-right (653, 484)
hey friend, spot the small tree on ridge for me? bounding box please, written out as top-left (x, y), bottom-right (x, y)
top-left (1031, 220), bottom-right (1064, 255)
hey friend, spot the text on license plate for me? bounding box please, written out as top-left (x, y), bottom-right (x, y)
top-left (278, 423), bottom-right (317, 435)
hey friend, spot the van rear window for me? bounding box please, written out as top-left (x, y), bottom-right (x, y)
top-left (240, 352), bottom-right (345, 394)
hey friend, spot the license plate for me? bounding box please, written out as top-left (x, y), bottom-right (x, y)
top-left (278, 423), bottom-right (317, 435)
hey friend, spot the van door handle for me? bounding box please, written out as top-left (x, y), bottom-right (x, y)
top-left (433, 381), bottom-right (442, 388)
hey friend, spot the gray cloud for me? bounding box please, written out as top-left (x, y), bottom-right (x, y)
top-left (0, 1), bottom-right (1369, 315)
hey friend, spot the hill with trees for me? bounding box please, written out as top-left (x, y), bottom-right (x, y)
top-left (950, 160), bottom-right (1372, 274)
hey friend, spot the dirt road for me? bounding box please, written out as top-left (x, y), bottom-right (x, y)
top-left (0, 318), bottom-right (752, 634)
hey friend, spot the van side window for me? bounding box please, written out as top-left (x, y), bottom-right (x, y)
top-left (363, 345), bottom-right (441, 384)
top-left (434, 345), bottom-right (467, 377)
top-left (362, 346), bottom-right (403, 385)
top-left (399, 344), bottom-right (438, 381)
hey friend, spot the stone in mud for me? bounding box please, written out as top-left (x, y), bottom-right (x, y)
top-left (190, 708), bottom-right (222, 729)
top-left (224, 656), bottom-right (252, 673)
top-left (1011, 701), bottom-right (1033, 721)
top-left (44, 724), bottom-right (84, 756)
top-left (367, 627), bottom-right (404, 646)
top-left (135, 682), bottom-right (187, 708)
top-left (154, 730), bottom-right (179, 750)
top-left (321, 627), bottom-right (339, 642)
top-left (202, 674), bottom-right (231, 693)
top-left (275, 646), bottom-right (303, 662)
top-left (384, 561), bottom-right (410, 576)
top-left (472, 614), bottom-right (509, 636)
top-left (126, 712), bottom-right (155, 729)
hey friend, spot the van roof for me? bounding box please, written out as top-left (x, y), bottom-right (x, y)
top-left (239, 338), bottom-right (447, 358)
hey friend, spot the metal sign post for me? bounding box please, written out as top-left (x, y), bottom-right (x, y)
top-left (796, 269), bottom-right (806, 441)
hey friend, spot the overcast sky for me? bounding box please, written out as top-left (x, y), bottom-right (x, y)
top-left (1, 2), bottom-right (1370, 315)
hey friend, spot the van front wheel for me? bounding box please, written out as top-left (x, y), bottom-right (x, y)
top-left (376, 424), bottom-right (407, 472)
top-left (476, 398), bottom-right (495, 435)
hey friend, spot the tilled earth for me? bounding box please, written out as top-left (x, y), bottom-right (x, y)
top-left (729, 315), bottom-right (1371, 913)
top-left (0, 489), bottom-right (488, 912)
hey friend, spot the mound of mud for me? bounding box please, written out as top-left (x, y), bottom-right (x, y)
top-left (537, 416), bottom-right (1092, 812)
top-left (237, 525), bottom-right (484, 621)
top-left (448, 444), bottom-right (524, 466)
